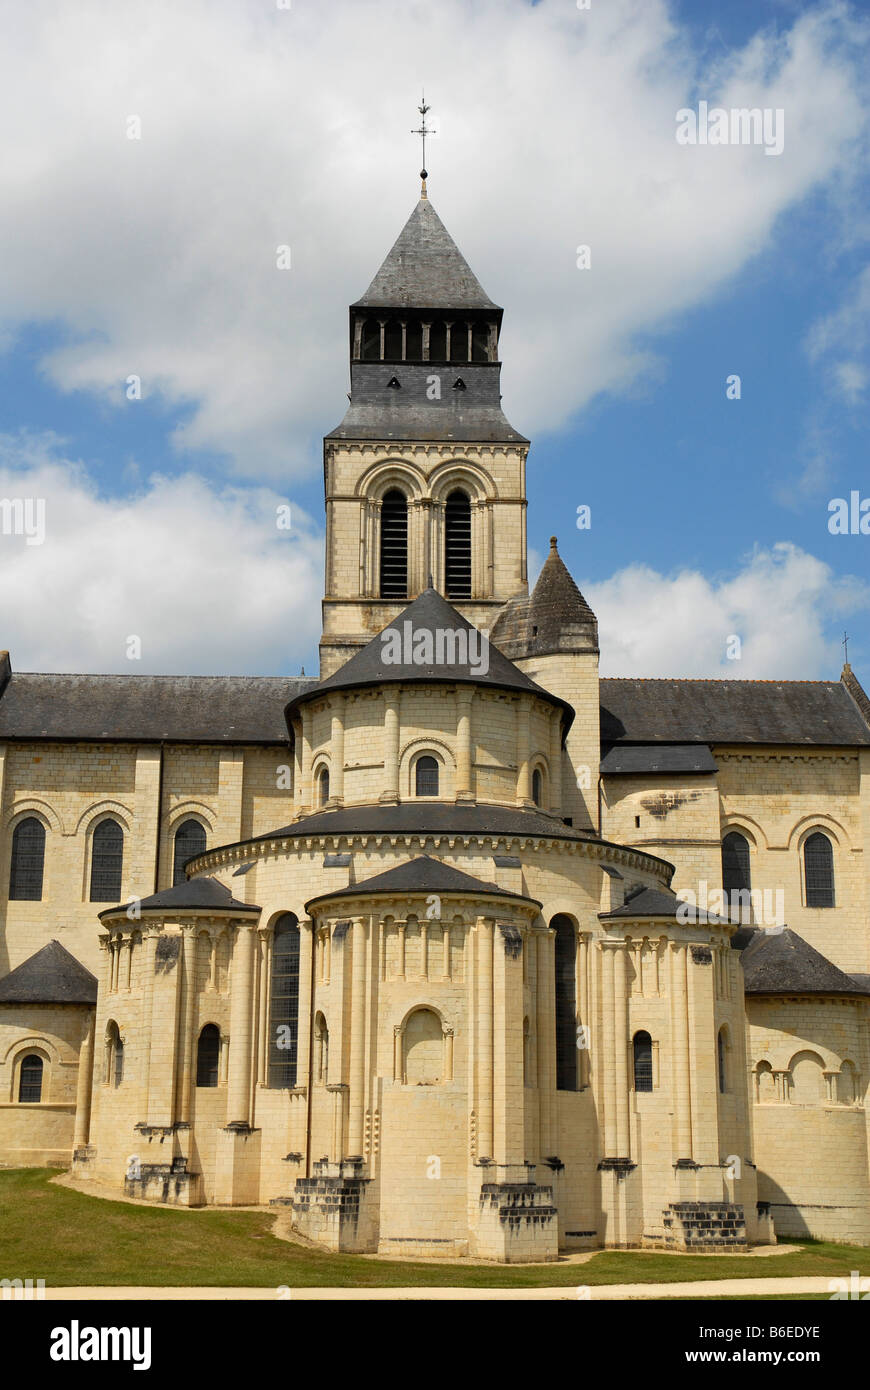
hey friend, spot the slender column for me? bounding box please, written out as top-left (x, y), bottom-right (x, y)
top-left (421, 921), bottom-right (429, 979)
top-left (330, 696), bottom-right (345, 803)
top-left (139, 930), bottom-right (158, 1117)
top-left (347, 917), bottom-right (368, 1157)
top-left (256, 929), bottom-right (270, 1087)
top-left (549, 714), bottom-right (562, 815)
top-left (296, 920), bottom-right (313, 1089)
top-left (516, 699), bottom-right (531, 804)
top-left (478, 918), bottom-right (494, 1160)
top-left (299, 708), bottom-right (313, 812)
top-left (226, 924), bottom-right (256, 1126)
top-left (393, 1025), bottom-right (402, 1083)
top-left (671, 942), bottom-right (693, 1160)
top-left (536, 928), bottom-right (556, 1155)
top-left (381, 693), bottom-right (400, 802)
top-left (398, 922), bottom-right (406, 979)
top-left (456, 687), bottom-right (473, 800)
top-left (442, 923), bottom-right (450, 978)
top-left (601, 944), bottom-right (617, 1155)
top-left (125, 937), bottom-right (134, 991)
top-left (444, 1026), bottom-right (454, 1082)
top-left (73, 1014), bottom-right (95, 1149)
top-left (614, 943), bottom-right (630, 1156)
top-left (178, 926), bottom-right (198, 1123)
top-left (578, 933), bottom-right (589, 1087)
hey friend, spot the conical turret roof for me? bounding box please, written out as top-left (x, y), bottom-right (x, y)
top-left (491, 537), bottom-right (598, 659)
top-left (352, 197), bottom-right (499, 311)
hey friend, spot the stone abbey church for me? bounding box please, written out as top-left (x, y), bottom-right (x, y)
top-left (2, 185), bottom-right (870, 1262)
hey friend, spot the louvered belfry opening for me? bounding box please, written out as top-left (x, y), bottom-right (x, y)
top-left (380, 489), bottom-right (408, 598)
top-left (444, 489), bottom-right (472, 598)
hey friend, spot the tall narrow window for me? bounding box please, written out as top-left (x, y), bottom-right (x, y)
top-left (268, 914), bottom-right (300, 1088)
top-left (105, 1022), bottom-right (123, 1087)
top-left (415, 755), bottom-right (439, 797)
top-left (532, 768), bottom-right (542, 807)
top-left (173, 819), bottom-right (207, 887)
top-left (379, 489), bottom-right (408, 599)
top-left (318, 767), bottom-right (330, 806)
top-left (89, 818), bottom-right (124, 902)
top-left (553, 915), bottom-right (577, 1091)
top-left (633, 1031), bottom-right (653, 1092)
top-left (717, 1028), bottom-right (727, 1093)
top-left (9, 817), bottom-right (45, 901)
top-left (428, 321), bottom-right (447, 361)
top-left (804, 832), bottom-right (835, 907)
top-left (361, 319), bottom-right (380, 360)
top-left (471, 323), bottom-right (491, 362)
top-left (18, 1054), bottom-right (43, 1103)
top-left (444, 489), bottom-right (472, 599)
top-left (196, 1024), bottom-right (220, 1088)
top-left (383, 319), bottom-right (402, 359)
top-left (405, 320), bottom-right (423, 360)
top-left (721, 831), bottom-right (751, 921)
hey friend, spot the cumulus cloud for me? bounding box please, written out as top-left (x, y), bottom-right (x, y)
top-left (0, 434), bottom-right (322, 674)
top-left (0, 0), bottom-right (866, 474)
top-left (586, 542), bottom-right (869, 678)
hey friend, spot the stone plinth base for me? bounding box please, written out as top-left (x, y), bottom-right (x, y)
top-left (663, 1202), bottom-right (747, 1250)
top-left (291, 1158), bottom-right (377, 1252)
top-left (472, 1165), bottom-right (558, 1263)
top-left (213, 1125), bottom-right (261, 1206)
top-left (124, 1159), bottom-right (203, 1207)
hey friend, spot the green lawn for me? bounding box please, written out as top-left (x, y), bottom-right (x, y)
top-left (0, 1169), bottom-right (867, 1290)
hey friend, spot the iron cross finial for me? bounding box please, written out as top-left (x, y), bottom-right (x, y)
top-left (843, 631), bottom-right (850, 664)
top-left (412, 93), bottom-right (435, 194)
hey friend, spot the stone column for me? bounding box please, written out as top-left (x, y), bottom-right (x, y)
top-left (330, 696), bottom-right (345, 804)
top-left (536, 927), bottom-right (555, 1156)
top-left (296, 919), bottom-right (313, 1090)
top-left (670, 942), bottom-right (693, 1161)
top-left (381, 693), bottom-right (400, 803)
top-left (139, 929), bottom-right (158, 1118)
top-left (73, 1013), bottom-right (95, 1149)
top-left (455, 687), bottom-right (474, 801)
top-left (226, 924), bottom-right (256, 1127)
top-left (347, 918), bottom-right (368, 1158)
top-left (256, 928), bottom-right (270, 1087)
top-left (478, 918), bottom-right (494, 1160)
top-left (614, 943), bottom-right (630, 1157)
top-left (493, 924), bottom-right (524, 1166)
top-left (549, 714), bottom-right (562, 816)
top-left (601, 943), bottom-right (617, 1155)
top-left (516, 699), bottom-right (531, 806)
top-left (178, 926), bottom-right (198, 1124)
top-left (298, 709), bottom-right (313, 814)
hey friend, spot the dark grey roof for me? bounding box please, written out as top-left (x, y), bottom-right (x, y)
top-left (353, 197), bottom-right (498, 311)
top-left (491, 537), bottom-right (598, 659)
top-left (600, 678), bottom-right (870, 747)
top-left (740, 927), bottom-right (870, 996)
top-left (600, 885), bottom-right (724, 922)
top-left (249, 801), bottom-right (591, 845)
top-left (305, 855), bottom-right (537, 911)
top-left (326, 362), bottom-right (526, 444)
top-left (99, 876), bottom-right (259, 919)
top-left (286, 588), bottom-right (573, 725)
top-left (0, 940), bottom-right (97, 1005)
top-left (0, 672), bottom-right (313, 743)
top-left (600, 744), bottom-right (718, 775)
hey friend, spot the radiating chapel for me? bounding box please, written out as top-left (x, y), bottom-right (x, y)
top-left (2, 178), bottom-right (870, 1260)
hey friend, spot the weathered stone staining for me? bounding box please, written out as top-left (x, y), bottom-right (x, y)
top-left (1, 186), bottom-right (870, 1260)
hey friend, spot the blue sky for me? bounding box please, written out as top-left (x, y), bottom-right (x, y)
top-left (0, 0), bottom-right (867, 679)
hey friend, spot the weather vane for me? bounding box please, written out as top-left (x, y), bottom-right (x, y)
top-left (843, 631), bottom-right (850, 665)
top-left (412, 93), bottom-right (435, 196)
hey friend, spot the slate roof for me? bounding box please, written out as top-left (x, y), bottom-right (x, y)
top-left (599, 678), bottom-right (870, 747)
top-left (305, 854), bottom-right (537, 910)
top-left (491, 537), bottom-right (598, 659)
top-left (98, 876), bottom-right (259, 919)
top-left (246, 801), bottom-right (592, 846)
top-left (0, 672), bottom-right (311, 743)
top-left (600, 744), bottom-right (718, 775)
top-left (353, 197), bottom-right (499, 311)
top-left (0, 940), bottom-right (97, 1005)
top-left (740, 927), bottom-right (870, 996)
top-left (286, 588), bottom-right (573, 725)
top-left (599, 885), bottom-right (723, 921)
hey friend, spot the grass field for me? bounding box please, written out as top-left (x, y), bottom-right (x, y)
top-left (0, 1169), bottom-right (867, 1290)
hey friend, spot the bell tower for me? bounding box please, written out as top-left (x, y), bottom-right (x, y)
top-left (319, 179), bottom-right (530, 677)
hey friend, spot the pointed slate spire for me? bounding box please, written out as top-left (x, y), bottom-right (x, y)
top-left (353, 197), bottom-right (498, 311)
top-left (491, 537), bottom-right (598, 659)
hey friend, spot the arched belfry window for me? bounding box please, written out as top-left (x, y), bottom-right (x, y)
top-left (379, 489), bottom-right (408, 599)
top-left (9, 816), bottom-right (45, 901)
top-left (471, 323), bottom-right (491, 362)
top-left (722, 831), bottom-right (751, 920)
top-left (18, 1054), bottom-right (43, 1103)
top-left (415, 755), bottom-right (439, 797)
top-left (196, 1024), bottom-right (220, 1088)
top-left (268, 914), bottom-right (300, 1088)
top-left (532, 769), bottom-right (543, 807)
top-left (90, 818), bottom-right (124, 902)
top-left (444, 490), bottom-right (472, 599)
top-left (633, 1031), bottom-right (653, 1092)
top-left (361, 319), bottom-right (380, 360)
top-left (804, 831), bottom-right (835, 907)
top-left (405, 320), bottom-right (423, 360)
top-left (383, 320), bottom-right (402, 360)
top-left (318, 767), bottom-right (330, 807)
top-left (428, 321), bottom-right (447, 361)
top-left (553, 915), bottom-right (577, 1091)
top-left (173, 819), bottom-right (207, 887)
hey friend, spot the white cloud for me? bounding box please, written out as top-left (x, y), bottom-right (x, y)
top-left (0, 0), bottom-right (866, 474)
top-left (0, 434), bottom-right (322, 674)
top-left (586, 542), bottom-right (869, 677)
